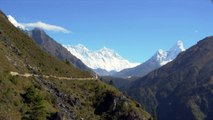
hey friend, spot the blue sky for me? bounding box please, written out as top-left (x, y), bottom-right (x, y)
top-left (1, 0), bottom-right (213, 62)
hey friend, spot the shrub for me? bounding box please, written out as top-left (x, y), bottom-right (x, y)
top-left (9, 76), bottom-right (18, 85)
top-left (64, 59), bottom-right (70, 65)
top-left (22, 86), bottom-right (48, 120)
top-left (23, 86), bottom-right (43, 105)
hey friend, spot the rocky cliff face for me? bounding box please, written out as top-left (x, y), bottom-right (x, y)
top-left (94, 91), bottom-right (150, 120)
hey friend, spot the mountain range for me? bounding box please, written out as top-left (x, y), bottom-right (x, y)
top-left (114, 40), bottom-right (185, 78)
top-left (126, 36), bottom-right (213, 120)
top-left (64, 44), bottom-right (139, 72)
top-left (10, 12), bottom-right (185, 79)
top-left (64, 41), bottom-right (185, 77)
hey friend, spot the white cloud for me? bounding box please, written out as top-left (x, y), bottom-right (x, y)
top-left (7, 15), bottom-right (26, 30)
top-left (7, 15), bottom-right (71, 34)
top-left (22, 21), bottom-right (71, 33)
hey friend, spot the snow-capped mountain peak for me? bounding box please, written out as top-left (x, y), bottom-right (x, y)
top-left (75, 44), bottom-right (89, 51)
top-left (152, 40), bottom-right (186, 66)
top-left (155, 49), bottom-right (168, 65)
top-left (99, 47), bottom-right (113, 54)
top-left (156, 49), bottom-right (167, 58)
top-left (169, 40), bottom-right (185, 53)
top-left (113, 40), bottom-right (186, 78)
top-left (98, 47), bottom-right (121, 59)
top-left (64, 44), bottom-right (140, 72)
top-left (167, 40), bottom-right (185, 61)
top-left (100, 46), bottom-right (110, 51)
top-left (176, 40), bottom-right (185, 51)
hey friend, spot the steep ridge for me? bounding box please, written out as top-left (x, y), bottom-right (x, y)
top-left (0, 11), bottom-right (151, 120)
top-left (126, 36), bottom-right (213, 120)
top-left (114, 41), bottom-right (185, 78)
top-left (27, 28), bottom-right (91, 72)
top-left (1, 14), bottom-right (91, 78)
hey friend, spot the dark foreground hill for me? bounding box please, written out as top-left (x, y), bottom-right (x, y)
top-left (0, 11), bottom-right (151, 120)
top-left (127, 36), bottom-right (213, 120)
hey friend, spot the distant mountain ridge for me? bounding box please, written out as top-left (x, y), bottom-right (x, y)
top-left (64, 44), bottom-right (140, 72)
top-left (93, 68), bottom-right (117, 76)
top-left (114, 40), bottom-right (185, 78)
top-left (126, 36), bottom-right (213, 120)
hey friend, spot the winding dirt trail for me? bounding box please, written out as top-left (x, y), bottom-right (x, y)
top-left (10, 71), bottom-right (96, 80)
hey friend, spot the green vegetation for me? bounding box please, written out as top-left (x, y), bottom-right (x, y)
top-left (9, 75), bottom-right (19, 85)
top-left (22, 86), bottom-right (49, 120)
top-left (47, 78), bottom-right (151, 120)
top-left (64, 59), bottom-right (70, 65)
top-left (0, 75), bottom-right (57, 120)
top-left (0, 10), bottom-right (151, 120)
